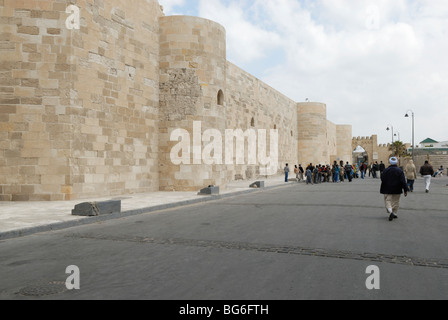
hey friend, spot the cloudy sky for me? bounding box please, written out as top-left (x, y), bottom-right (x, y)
top-left (159, 0), bottom-right (448, 146)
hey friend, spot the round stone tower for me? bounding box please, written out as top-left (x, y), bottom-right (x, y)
top-left (336, 125), bottom-right (354, 164)
top-left (297, 102), bottom-right (329, 165)
top-left (158, 16), bottom-right (227, 191)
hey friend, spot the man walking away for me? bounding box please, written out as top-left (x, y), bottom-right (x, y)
top-left (372, 162), bottom-right (378, 179)
top-left (284, 164), bottom-right (290, 183)
top-left (333, 165), bottom-right (340, 183)
top-left (379, 161), bottom-right (386, 177)
top-left (313, 166), bottom-right (319, 184)
top-left (339, 165), bottom-right (345, 183)
top-left (345, 162), bottom-right (353, 182)
top-left (419, 161), bottom-right (434, 193)
top-left (306, 167), bottom-right (313, 185)
top-left (381, 157), bottom-right (408, 221)
top-left (317, 165), bottom-right (323, 184)
top-left (404, 160), bottom-right (417, 192)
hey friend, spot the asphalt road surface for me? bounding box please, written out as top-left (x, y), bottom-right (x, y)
top-left (1, 176), bottom-right (448, 301)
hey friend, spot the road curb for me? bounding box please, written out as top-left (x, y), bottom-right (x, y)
top-left (0, 182), bottom-right (294, 241)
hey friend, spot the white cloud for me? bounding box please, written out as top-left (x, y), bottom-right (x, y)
top-left (159, 0), bottom-right (448, 144)
top-left (241, 0), bottom-right (446, 144)
top-left (197, 0), bottom-right (283, 64)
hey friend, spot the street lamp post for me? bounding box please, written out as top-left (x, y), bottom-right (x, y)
top-left (405, 110), bottom-right (415, 162)
top-left (386, 125), bottom-right (394, 144)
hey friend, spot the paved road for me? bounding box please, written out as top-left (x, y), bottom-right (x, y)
top-left (1, 176), bottom-right (447, 301)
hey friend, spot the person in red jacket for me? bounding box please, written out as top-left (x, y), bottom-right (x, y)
top-left (380, 157), bottom-right (408, 221)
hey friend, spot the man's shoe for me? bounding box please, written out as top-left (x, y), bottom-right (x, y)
top-left (388, 213), bottom-right (398, 221)
top-left (426, 190), bottom-right (429, 193)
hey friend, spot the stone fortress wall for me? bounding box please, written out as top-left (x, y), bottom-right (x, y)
top-left (1, 0), bottom-right (164, 200)
top-left (0, 0), bottom-right (353, 201)
top-left (297, 102), bottom-right (352, 166)
top-left (158, 15), bottom-right (228, 191)
top-left (225, 62), bottom-right (300, 183)
top-left (1, 0), bottom-right (77, 201)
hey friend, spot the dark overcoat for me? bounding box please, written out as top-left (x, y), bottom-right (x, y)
top-left (380, 165), bottom-right (408, 195)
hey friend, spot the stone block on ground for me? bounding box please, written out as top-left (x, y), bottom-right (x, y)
top-left (249, 181), bottom-right (265, 188)
top-left (72, 200), bottom-right (121, 216)
top-left (198, 186), bottom-right (219, 196)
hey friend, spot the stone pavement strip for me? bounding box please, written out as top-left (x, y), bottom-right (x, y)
top-left (0, 175), bottom-right (291, 241)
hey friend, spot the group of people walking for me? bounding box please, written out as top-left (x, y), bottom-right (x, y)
top-left (285, 158), bottom-right (442, 223)
top-left (366, 162), bottom-right (386, 179)
top-left (284, 162), bottom-right (358, 185)
top-left (381, 158), bottom-right (438, 221)
top-left (402, 160), bottom-right (436, 193)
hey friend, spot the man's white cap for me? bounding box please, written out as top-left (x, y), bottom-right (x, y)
top-left (389, 157), bottom-right (398, 165)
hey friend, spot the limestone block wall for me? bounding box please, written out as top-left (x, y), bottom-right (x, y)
top-left (327, 121), bottom-right (337, 163)
top-left (69, 0), bottom-right (162, 199)
top-left (297, 102), bottom-right (328, 165)
top-left (411, 154), bottom-right (448, 171)
top-left (1, 0), bottom-right (355, 201)
top-left (225, 62), bottom-right (298, 180)
top-left (377, 144), bottom-right (392, 165)
top-left (0, 0), bottom-right (163, 200)
top-left (297, 103), bottom-right (352, 166)
top-left (158, 16), bottom-right (227, 191)
top-left (0, 0), bottom-right (76, 200)
top-left (336, 125), bottom-right (353, 164)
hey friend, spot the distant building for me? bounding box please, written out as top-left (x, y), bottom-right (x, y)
top-left (406, 138), bottom-right (448, 171)
top-left (418, 138), bottom-right (448, 149)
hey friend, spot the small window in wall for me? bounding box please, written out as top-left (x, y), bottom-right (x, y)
top-left (251, 117), bottom-right (255, 127)
top-left (217, 90), bottom-right (224, 106)
top-left (274, 124), bottom-right (277, 130)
